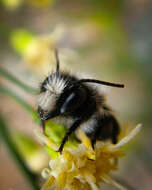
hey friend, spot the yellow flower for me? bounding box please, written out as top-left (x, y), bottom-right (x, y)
top-left (1, 0), bottom-right (22, 10)
top-left (35, 124), bottom-right (142, 190)
top-left (22, 26), bottom-right (70, 75)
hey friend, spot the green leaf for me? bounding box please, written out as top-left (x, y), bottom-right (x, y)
top-left (45, 146), bottom-right (59, 159)
top-left (12, 131), bottom-right (40, 159)
top-left (45, 121), bottom-right (67, 144)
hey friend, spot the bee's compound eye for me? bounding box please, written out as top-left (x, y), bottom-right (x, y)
top-left (60, 93), bottom-right (76, 113)
top-left (60, 87), bottom-right (86, 114)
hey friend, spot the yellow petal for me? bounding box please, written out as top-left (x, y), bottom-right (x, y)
top-left (112, 124), bottom-right (142, 149)
top-left (34, 129), bottom-right (58, 150)
top-left (57, 172), bottom-right (67, 190)
top-left (63, 150), bottom-right (74, 161)
top-left (41, 168), bottom-right (51, 179)
top-left (41, 176), bottom-right (55, 190)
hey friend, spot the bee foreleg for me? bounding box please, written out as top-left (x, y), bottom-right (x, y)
top-left (57, 119), bottom-right (83, 153)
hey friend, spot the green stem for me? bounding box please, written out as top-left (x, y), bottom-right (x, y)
top-left (0, 86), bottom-right (34, 115)
top-left (0, 67), bottom-right (38, 94)
top-left (0, 116), bottom-right (40, 190)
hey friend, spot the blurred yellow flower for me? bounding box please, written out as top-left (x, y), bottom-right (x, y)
top-left (2, 0), bottom-right (54, 9)
top-left (23, 35), bottom-right (56, 75)
top-left (35, 124), bottom-right (142, 190)
top-left (1, 0), bottom-right (22, 9)
top-left (22, 26), bottom-right (73, 75)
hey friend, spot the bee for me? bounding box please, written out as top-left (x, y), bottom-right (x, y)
top-left (37, 50), bottom-right (124, 153)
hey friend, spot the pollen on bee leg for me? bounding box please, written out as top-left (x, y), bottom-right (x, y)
top-left (77, 129), bottom-right (92, 149)
top-left (77, 129), bottom-right (96, 160)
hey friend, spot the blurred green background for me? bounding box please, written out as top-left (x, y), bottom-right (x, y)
top-left (0, 0), bottom-right (152, 190)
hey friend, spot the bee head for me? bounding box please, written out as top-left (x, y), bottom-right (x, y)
top-left (37, 73), bottom-right (87, 121)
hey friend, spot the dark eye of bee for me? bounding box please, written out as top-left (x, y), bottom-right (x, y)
top-left (40, 80), bottom-right (47, 92)
top-left (58, 86), bottom-right (87, 114)
top-left (40, 86), bottom-right (46, 92)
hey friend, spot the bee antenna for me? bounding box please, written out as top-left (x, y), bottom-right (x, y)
top-left (78, 79), bottom-right (125, 88)
top-left (55, 48), bottom-right (60, 74)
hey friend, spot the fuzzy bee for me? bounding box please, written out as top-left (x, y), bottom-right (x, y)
top-left (37, 50), bottom-right (124, 153)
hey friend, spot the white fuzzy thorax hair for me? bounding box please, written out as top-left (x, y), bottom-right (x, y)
top-left (37, 74), bottom-right (68, 111)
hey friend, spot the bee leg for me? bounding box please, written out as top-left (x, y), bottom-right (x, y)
top-left (91, 138), bottom-right (96, 149)
top-left (57, 119), bottom-right (82, 153)
top-left (90, 128), bottom-right (100, 149)
top-left (41, 119), bottom-right (45, 135)
top-left (38, 106), bottom-right (46, 135)
top-left (112, 134), bottom-right (117, 144)
top-left (111, 118), bottom-right (120, 144)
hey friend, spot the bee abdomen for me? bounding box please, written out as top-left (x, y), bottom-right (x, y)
top-left (82, 112), bottom-right (120, 145)
top-left (80, 113), bottom-right (99, 134)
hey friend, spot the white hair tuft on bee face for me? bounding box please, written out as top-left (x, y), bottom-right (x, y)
top-left (37, 91), bottom-right (57, 111)
top-left (45, 74), bottom-right (67, 95)
top-left (37, 74), bottom-right (69, 112)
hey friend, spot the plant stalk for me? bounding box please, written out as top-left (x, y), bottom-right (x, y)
top-left (0, 67), bottom-right (38, 94)
top-left (0, 115), bottom-right (40, 190)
